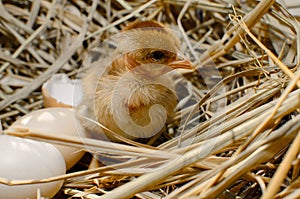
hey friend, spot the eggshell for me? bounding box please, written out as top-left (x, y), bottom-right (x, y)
top-left (8, 108), bottom-right (86, 170)
top-left (42, 73), bottom-right (83, 108)
top-left (0, 135), bottom-right (66, 199)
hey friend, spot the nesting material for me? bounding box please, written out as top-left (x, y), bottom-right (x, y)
top-left (1, 0), bottom-right (300, 198)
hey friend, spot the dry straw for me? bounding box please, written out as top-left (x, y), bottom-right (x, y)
top-left (1, 0), bottom-right (300, 198)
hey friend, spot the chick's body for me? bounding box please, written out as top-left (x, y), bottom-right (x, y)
top-left (77, 21), bottom-right (192, 142)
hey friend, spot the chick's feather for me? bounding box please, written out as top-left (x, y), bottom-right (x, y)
top-left (77, 21), bottom-right (188, 142)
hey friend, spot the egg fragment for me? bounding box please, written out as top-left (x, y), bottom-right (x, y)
top-left (0, 135), bottom-right (66, 199)
top-left (42, 73), bottom-right (83, 108)
top-left (8, 108), bottom-right (86, 170)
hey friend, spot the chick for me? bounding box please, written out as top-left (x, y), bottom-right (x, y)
top-left (77, 20), bottom-right (193, 142)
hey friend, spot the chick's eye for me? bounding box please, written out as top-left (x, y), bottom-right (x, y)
top-left (150, 51), bottom-right (166, 62)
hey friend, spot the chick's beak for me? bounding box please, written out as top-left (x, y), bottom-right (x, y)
top-left (168, 56), bottom-right (194, 70)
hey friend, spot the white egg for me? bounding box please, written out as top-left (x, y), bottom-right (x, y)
top-left (0, 135), bottom-right (66, 199)
top-left (8, 108), bottom-right (86, 170)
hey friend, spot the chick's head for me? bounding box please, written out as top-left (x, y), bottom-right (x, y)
top-left (115, 21), bottom-right (193, 78)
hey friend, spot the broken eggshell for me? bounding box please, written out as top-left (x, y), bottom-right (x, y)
top-left (42, 73), bottom-right (83, 108)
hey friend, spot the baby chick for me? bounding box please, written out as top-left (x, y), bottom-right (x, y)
top-left (77, 20), bottom-right (193, 142)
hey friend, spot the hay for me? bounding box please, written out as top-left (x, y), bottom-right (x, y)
top-left (1, 0), bottom-right (300, 198)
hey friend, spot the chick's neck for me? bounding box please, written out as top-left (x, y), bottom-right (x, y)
top-left (108, 55), bottom-right (174, 111)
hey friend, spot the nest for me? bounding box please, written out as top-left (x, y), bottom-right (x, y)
top-left (1, 0), bottom-right (300, 198)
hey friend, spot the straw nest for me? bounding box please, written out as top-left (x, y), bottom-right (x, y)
top-left (1, 0), bottom-right (300, 198)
